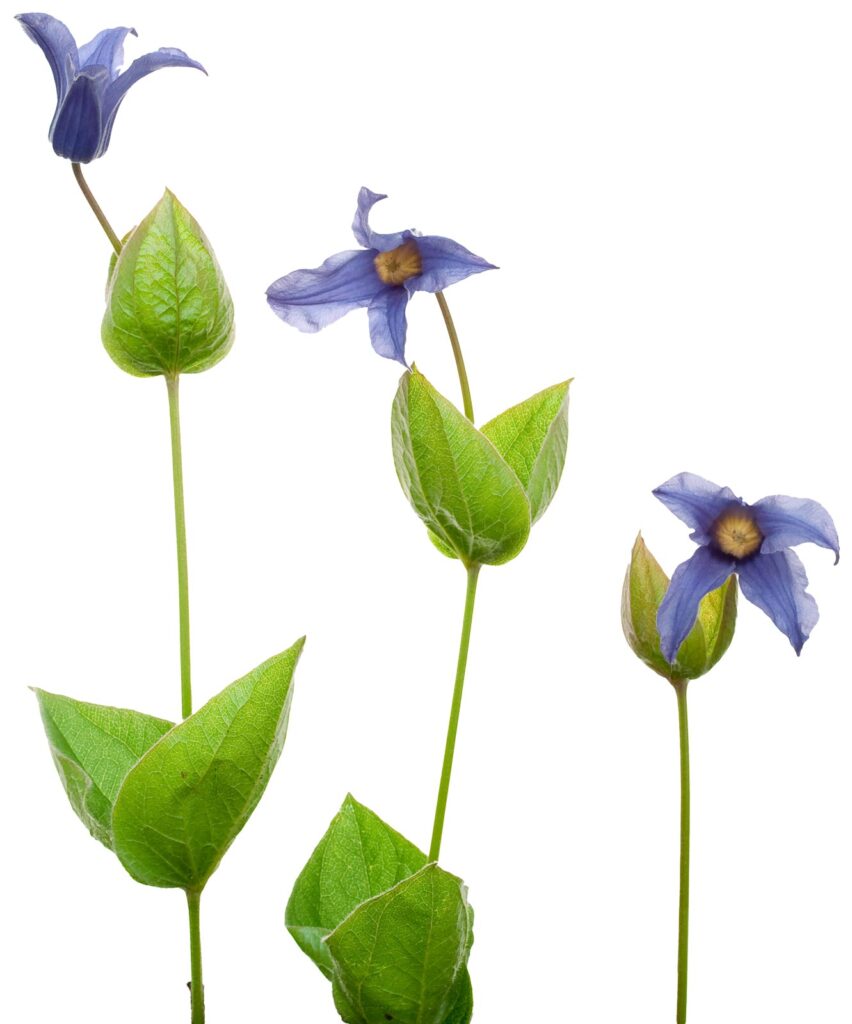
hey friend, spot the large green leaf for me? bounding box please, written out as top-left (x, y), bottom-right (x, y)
top-left (112, 638), bottom-right (304, 890)
top-left (33, 690), bottom-right (174, 849)
top-left (392, 369), bottom-right (531, 566)
top-left (286, 795), bottom-right (428, 978)
top-left (480, 380), bottom-right (571, 523)
top-left (326, 863), bottom-right (473, 1024)
top-left (102, 189), bottom-right (234, 377)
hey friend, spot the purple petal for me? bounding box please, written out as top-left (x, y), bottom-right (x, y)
top-left (657, 546), bottom-right (735, 663)
top-left (102, 47), bottom-right (206, 125)
top-left (267, 249), bottom-right (385, 333)
top-left (16, 12), bottom-right (78, 100)
top-left (404, 234), bottom-right (496, 294)
top-left (78, 26), bottom-right (137, 77)
top-left (351, 188), bottom-right (409, 252)
top-left (753, 494), bottom-right (840, 564)
top-left (738, 550), bottom-right (818, 655)
top-left (367, 289), bottom-right (409, 364)
top-left (50, 68), bottom-right (108, 162)
top-left (653, 472), bottom-right (740, 544)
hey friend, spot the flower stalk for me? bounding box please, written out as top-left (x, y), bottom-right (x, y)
top-left (673, 678), bottom-right (690, 1024)
top-left (186, 890), bottom-right (205, 1024)
top-left (166, 375), bottom-right (192, 720)
top-left (435, 291), bottom-right (474, 422)
top-left (72, 162), bottom-right (122, 255)
top-left (429, 563), bottom-right (481, 862)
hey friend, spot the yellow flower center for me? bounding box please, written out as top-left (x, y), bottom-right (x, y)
top-left (712, 510), bottom-right (763, 559)
top-left (374, 239), bottom-right (422, 285)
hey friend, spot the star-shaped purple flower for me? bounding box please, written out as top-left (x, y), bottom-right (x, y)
top-left (654, 472), bottom-right (839, 660)
top-left (16, 13), bottom-right (205, 163)
top-left (266, 188), bottom-right (496, 366)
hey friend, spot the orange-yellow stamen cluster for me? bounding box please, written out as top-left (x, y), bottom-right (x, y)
top-left (712, 510), bottom-right (763, 559)
top-left (374, 239), bottom-right (422, 285)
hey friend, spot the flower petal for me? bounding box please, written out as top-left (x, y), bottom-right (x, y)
top-left (102, 47), bottom-right (206, 128)
top-left (653, 472), bottom-right (740, 544)
top-left (351, 188), bottom-right (409, 251)
top-left (753, 494), bottom-right (840, 564)
top-left (404, 235), bottom-right (497, 294)
top-left (657, 546), bottom-right (735, 663)
top-left (367, 289), bottom-right (409, 364)
top-left (267, 249), bottom-right (385, 332)
top-left (737, 549), bottom-right (818, 655)
top-left (49, 68), bottom-right (108, 162)
top-left (16, 12), bottom-right (78, 100)
top-left (78, 26), bottom-right (137, 77)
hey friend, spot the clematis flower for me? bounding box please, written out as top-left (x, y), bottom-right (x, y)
top-left (16, 12), bottom-right (205, 163)
top-left (266, 188), bottom-right (496, 366)
top-left (654, 472), bottom-right (839, 660)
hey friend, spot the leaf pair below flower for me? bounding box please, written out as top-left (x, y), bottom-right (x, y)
top-left (34, 638), bottom-right (303, 891)
top-left (392, 370), bottom-right (571, 567)
top-left (287, 795), bottom-right (474, 1024)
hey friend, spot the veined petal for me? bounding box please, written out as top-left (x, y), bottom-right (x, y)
top-left (738, 549), bottom-right (818, 655)
top-left (653, 472), bottom-right (740, 544)
top-left (351, 188), bottom-right (409, 251)
top-left (78, 26), bottom-right (137, 77)
top-left (50, 68), bottom-right (107, 162)
top-left (657, 546), bottom-right (735, 663)
top-left (16, 12), bottom-right (78, 100)
top-left (367, 288), bottom-right (409, 364)
top-left (405, 234), bottom-right (497, 294)
top-left (753, 494), bottom-right (840, 564)
top-left (102, 47), bottom-right (206, 124)
top-left (267, 249), bottom-right (385, 332)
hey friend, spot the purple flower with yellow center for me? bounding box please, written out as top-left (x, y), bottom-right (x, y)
top-left (655, 472), bottom-right (839, 660)
top-left (16, 13), bottom-right (205, 163)
top-left (266, 188), bottom-right (496, 366)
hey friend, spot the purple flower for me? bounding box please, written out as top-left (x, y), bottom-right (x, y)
top-left (16, 13), bottom-right (205, 163)
top-left (266, 188), bottom-right (496, 366)
top-left (654, 472), bottom-right (839, 660)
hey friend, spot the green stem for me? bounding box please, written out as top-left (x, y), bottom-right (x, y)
top-left (429, 564), bottom-right (481, 861)
top-left (71, 162), bottom-right (122, 255)
top-left (166, 376), bottom-right (192, 720)
top-left (186, 890), bottom-right (205, 1024)
top-left (435, 291), bottom-right (474, 422)
top-left (674, 679), bottom-right (691, 1024)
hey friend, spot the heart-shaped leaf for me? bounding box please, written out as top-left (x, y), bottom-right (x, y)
top-left (112, 638), bottom-right (304, 890)
top-left (286, 794), bottom-right (427, 978)
top-left (392, 369), bottom-right (530, 566)
top-left (326, 863), bottom-right (473, 1024)
top-left (33, 689), bottom-right (174, 849)
top-left (480, 380), bottom-right (571, 524)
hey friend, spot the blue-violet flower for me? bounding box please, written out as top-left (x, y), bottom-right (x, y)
top-left (17, 12), bottom-right (205, 163)
top-left (654, 472), bottom-right (839, 660)
top-left (266, 188), bottom-right (496, 366)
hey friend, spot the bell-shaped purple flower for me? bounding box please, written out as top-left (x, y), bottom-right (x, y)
top-left (266, 188), bottom-right (496, 366)
top-left (16, 13), bottom-right (205, 163)
top-left (654, 472), bottom-right (839, 660)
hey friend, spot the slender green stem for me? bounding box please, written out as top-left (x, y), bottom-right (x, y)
top-left (435, 291), bottom-right (474, 422)
top-left (674, 679), bottom-right (691, 1024)
top-left (186, 890), bottom-right (205, 1024)
top-left (71, 162), bottom-right (122, 255)
top-left (166, 376), bottom-right (192, 720)
top-left (429, 564), bottom-right (481, 861)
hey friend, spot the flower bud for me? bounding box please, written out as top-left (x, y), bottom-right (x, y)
top-left (622, 534), bottom-right (737, 682)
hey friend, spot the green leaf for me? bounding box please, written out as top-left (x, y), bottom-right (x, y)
top-left (286, 795), bottom-right (428, 979)
top-left (112, 638), bottom-right (304, 890)
top-left (102, 189), bottom-right (234, 377)
top-left (326, 863), bottom-right (473, 1024)
top-left (392, 369), bottom-right (531, 566)
top-left (480, 379), bottom-right (571, 523)
top-left (621, 534), bottom-right (738, 682)
top-left (33, 690), bottom-right (174, 849)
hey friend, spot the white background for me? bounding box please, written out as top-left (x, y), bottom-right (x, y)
top-left (1, 2), bottom-right (849, 1021)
